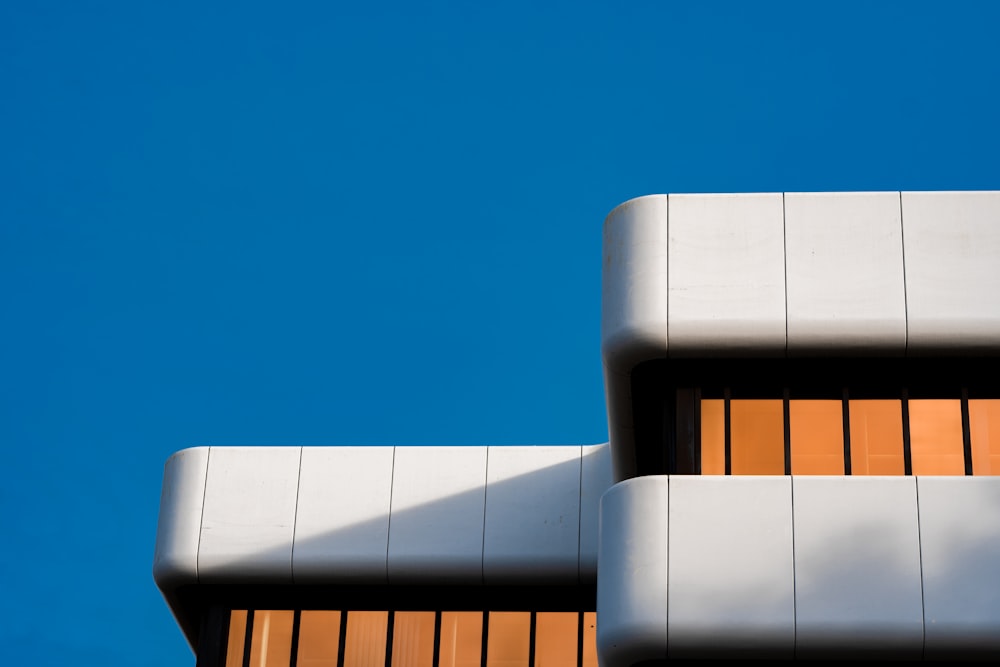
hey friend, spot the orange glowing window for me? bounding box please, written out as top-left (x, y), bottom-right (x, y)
top-left (970, 399), bottom-right (1000, 476)
top-left (849, 400), bottom-right (905, 475)
top-left (730, 399), bottom-right (784, 474)
top-left (391, 612), bottom-right (435, 667)
top-left (226, 610), bottom-right (248, 667)
top-left (486, 612), bottom-right (530, 667)
top-left (700, 399), bottom-right (725, 474)
top-left (297, 611), bottom-right (341, 667)
top-left (534, 612), bottom-right (577, 667)
top-left (248, 610), bottom-right (294, 667)
top-left (789, 400), bottom-right (844, 474)
top-left (343, 611), bottom-right (388, 667)
top-left (909, 399), bottom-right (964, 475)
top-left (581, 612), bottom-right (598, 667)
top-left (439, 612), bottom-right (482, 667)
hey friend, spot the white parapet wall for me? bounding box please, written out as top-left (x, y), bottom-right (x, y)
top-left (601, 191), bottom-right (1000, 481)
top-left (152, 443), bottom-right (615, 648)
top-left (595, 475), bottom-right (1000, 663)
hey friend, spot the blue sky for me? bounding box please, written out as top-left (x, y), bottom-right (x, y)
top-left (2, 1), bottom-right (999, 664)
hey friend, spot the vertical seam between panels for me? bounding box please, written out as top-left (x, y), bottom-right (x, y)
top-left (790, 476), bottom-right (797, 658)
top-left (290, 446), bottom-right (304, 583)
top-left (385, 446), bottom-right (396, 584)
top-left (196, 447), bottom-right (211, 584)
top-left (899, 191), bottom-right (909, 354)
top-left (576, 445), bottom-right (583, 583)
top-left (915, 477), bottom-right (926, 659)
top-left (664, 194), bottom-right (670, 354)
top-left (664, 476), bottom-right (670, 659)
top-left (481, 447), bottom-right (489, 585)
top-left (782, 192), bottom-right (789, 356)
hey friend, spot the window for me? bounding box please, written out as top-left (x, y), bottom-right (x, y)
top-left (195, 585), bottom-right (597, 667)
top-left (218, 610), bottom-right (598, 667)
top-left (630, 358), bottom-right (1000, 477)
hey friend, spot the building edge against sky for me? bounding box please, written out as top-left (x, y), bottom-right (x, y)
top-left (155, 192), bottom-right (1000, 664)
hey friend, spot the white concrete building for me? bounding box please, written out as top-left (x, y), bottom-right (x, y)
top-left (155, 191), bottom-right (1000, 665)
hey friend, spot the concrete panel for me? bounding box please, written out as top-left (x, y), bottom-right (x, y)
top-left (601, 194), bottom-right (669, 373)
top-left (483, 446), bottom-right (581, 583)
top-left (902, 191), bottom-right (1000, 354)
top-left (579, 443), bottom-right (613, 580)
top-left (153, 447), bottom-right (210, 648)
top-left (597, 477), bottom-right (668, 667)
top-left (153, 447), bottom-right (209, 589)
top-left (668, 476), bottom-right (794, 659)
top-left (293, 447), bottom-right (394, 583)
top-left (792, 476), bottom-right (923, 659)
top-left (387, 446), bottom-right (487, 584)
top-left (667, 193), bottom-right (786, 356)
top-left (198, 447), bottom-right (301, 582)
top-left (785, 192), bottom-right (906, 355)
top-left (918, 476), bottom-right (1000, 659)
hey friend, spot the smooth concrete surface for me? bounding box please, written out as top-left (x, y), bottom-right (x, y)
top-left (793, 476), bottom-right (924, 659)
top-left (784, 192), bottom-right (906, 355)
top-left (667, 476), bottom-right (794, 659)
top-left (153, 447), bottom-right (209, 589)
top-left (293, 446), bottom-right (394, 583)
top-left (602, 195), bottom-right (668, 482)
top-left (198, 447), bottom-right (302, 582)
top-left (918, 476), bottom-right (1000, 659)
top-left (667, 193), bottom-right (786, 355)
top-left (601, 194), bottom-right (669, 373)
top-left (579, 443), bottom-right (614, 579)
top-left (387, 446), bottom-right (488, 583)
top-left (152, 447), bottom-right (210, 647)
top-left (155, 452), bottom-right (1000, 659)
top-left (597, 477), bottom-right (668, 667)
top-left (902, 191), bottom-right (1000, 353)
top-left (483, 446), bottom-right (581, 583)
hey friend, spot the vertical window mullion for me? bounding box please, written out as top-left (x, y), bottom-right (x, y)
top-left (902, 388), bottom-right (913, 476)
top-left (783, 388), bottom-right (791, 475)
top-left (576, 612), bottom-right (584, 667)
top-left (432, 611), bottom-right (442, 667)
top-left (480, 611), bottom-right (489, 667)
top-left (724, 388), bottom-right (732, 475)
top-left (384, 611), bottom-right (395, 667)
top-left (962, 388), bottom-right (973, 475)
top-left (527, 612), bottom-right (536, 667)
top-left (289, 610), bottom-right (301, 667)
top-left (242, 610), bottom-right (254, 667)
top-left (842, 388), bottom-right (852, 475)
top-left (336, 611), bottom-right (347, 667)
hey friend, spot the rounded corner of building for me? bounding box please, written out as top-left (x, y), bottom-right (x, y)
top-left (603, 194), bottom-right (667, 227)
top-left (601, 324), bottom-right (668, 377)
top-left (164, 445), bottom-right (211, 468)
top-left (152, 553), bottom-right (198, 592)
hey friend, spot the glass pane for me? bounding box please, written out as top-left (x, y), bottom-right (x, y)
top-left (849, 400), bottom-right (904, 475)
top-left (700, 399), bottom-right (725, 474)
top-left (581, 612), bottom-right (598, 667)
top-left (790, 400), bottom-right (844, 474)
top-left (343, 611), bottom-right (388, 667)
top-left (439, 612), bottom-right (482, 667)
top-left (970, 399), bottom-right (1000, 475)
top-left (486, 612), bottom-right (530, 667)
top-left (910, 399), bottom-right (965, 475)
top-left (391, 612), bottom-right (435, 667)
top-left (534, 612), bottom-right (576, 667)
top-left (298, 611), bottom-right (341, 667)
top-left (730, 400), bottom-right (784, 474)
top-left (226, 610), bottom-right (248, 667)
top-left (249, 610), bottom-right (294, 667)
